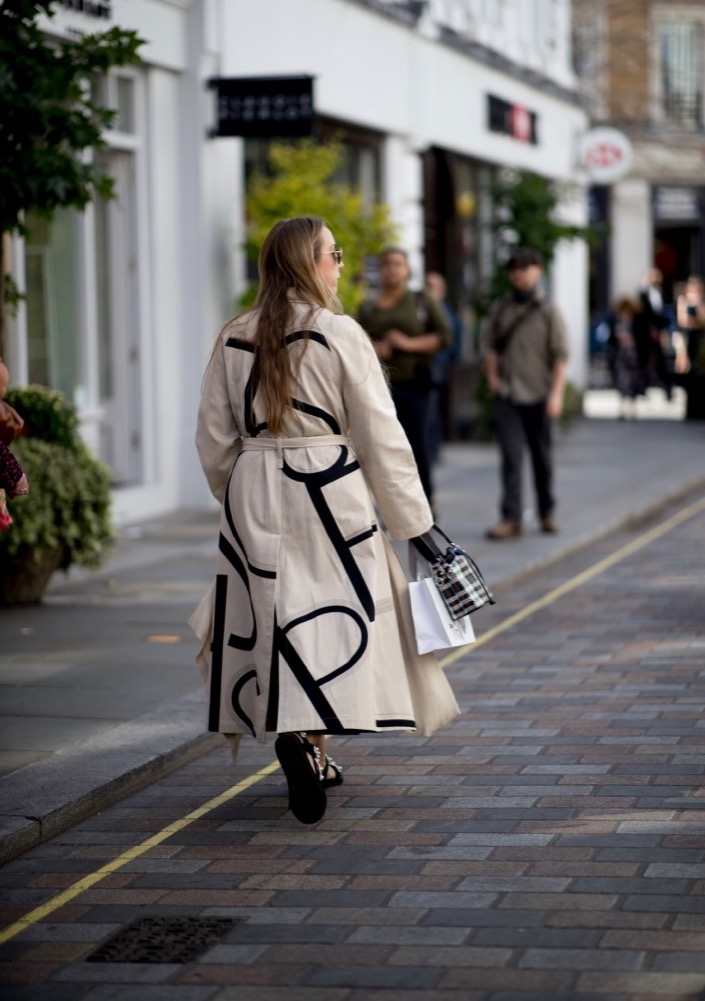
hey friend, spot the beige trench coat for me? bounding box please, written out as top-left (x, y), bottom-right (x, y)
top-left (189, 300), bottom-right (459, 742)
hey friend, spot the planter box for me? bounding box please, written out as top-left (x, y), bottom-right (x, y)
top-left (0, 546), bottom-right (64, 605)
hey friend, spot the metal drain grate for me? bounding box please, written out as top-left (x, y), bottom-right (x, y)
top-left (87, 916), bottom-right (237, 964)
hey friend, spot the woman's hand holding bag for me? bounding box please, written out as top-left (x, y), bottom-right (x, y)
top-left (407, 525), bottom-right (495, 655)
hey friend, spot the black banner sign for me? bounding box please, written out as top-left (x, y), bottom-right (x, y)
top-left (209, 76), bottom-right (315, 138)
top-left (487, 94), bottom-right (538, 145)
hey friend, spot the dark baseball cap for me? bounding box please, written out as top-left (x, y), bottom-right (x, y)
top-left (507, 247), bottom-right (543, 270)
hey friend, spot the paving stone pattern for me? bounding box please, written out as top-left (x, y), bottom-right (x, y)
top-left (1, 501), bottom-right (704, 999)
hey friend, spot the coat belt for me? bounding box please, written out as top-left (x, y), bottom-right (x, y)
top-left (240, 434), bottom-right (352, 468)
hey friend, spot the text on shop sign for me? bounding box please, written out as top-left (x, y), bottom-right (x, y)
top-left (209, 77), bottom-right (315, 138)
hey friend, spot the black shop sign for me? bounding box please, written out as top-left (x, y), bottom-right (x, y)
top-left (59, 0), bottom-right (112, 17)
top-left (487, 94), bottom-right (538, 145)
top-left (209, 76), bottom-right (315, 138)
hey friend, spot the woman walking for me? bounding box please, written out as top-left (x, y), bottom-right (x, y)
top-left (190, 218), bottom-right (458, 825)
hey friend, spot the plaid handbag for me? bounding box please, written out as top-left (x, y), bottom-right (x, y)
top-left (411, 525), bottom-right (495, 621)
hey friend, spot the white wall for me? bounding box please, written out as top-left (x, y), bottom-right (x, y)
top-left (611, 178), bottom-right (652, 302)
top-left (553, 239), bottom-right (589, 390)
top-left (221, 0), bottom-right (585, 184)
top-left (550, 187), bottom-right (590, 389)
top-left (178, 0), bottom-right (242, 508)
top-left (216, 0), bottom-right (589, 389)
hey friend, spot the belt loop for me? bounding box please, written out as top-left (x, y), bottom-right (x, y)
top-left (276, 437), bottom-right (283, 469)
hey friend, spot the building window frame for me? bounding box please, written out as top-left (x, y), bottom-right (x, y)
top-left (571, 1), bottom-right (608, 121)
top-left (91, 64), bottom-right (154, 486)
top-left (651, 3), bottom-right (705, 131)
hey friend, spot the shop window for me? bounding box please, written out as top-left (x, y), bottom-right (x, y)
top-left (91, 72), bottom-right (137, 135)
top-left (94, 193), bottom-right (113, 401)
top-left (243, 126), bottom-right (383, 284)
top-left (244, 127), bottom-right (382, 200)
top-left (93, 149), bottom-right (144, 485)
top-left (116, 77), bottom-right (136, 134)
top-left (657, 20), bottom-right (703, 128)
top-left (24, 210), bottom-right (81, 401)
top-left (19, 66), bottom-right (146, 488)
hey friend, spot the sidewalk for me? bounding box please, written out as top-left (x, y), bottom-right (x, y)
top-left (1, 397), bottom-right (703, 863)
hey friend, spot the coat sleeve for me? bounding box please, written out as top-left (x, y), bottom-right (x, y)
top-left (195, 335), bottom-right (242, 503)
top-left (335, 315), bottom-right (433, 541)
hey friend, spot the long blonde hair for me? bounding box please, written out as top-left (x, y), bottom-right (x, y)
top-left (249, 217), bottom-right (341, 434)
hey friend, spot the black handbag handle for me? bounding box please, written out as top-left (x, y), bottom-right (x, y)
top-left (410, 523), bottom-right (454, 564)
top-left (409, 525), bottom-right (496, 610)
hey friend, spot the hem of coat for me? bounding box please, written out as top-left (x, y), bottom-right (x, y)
top-left (188, 541), bottom-right (461, 744)
top-left (207, 718), bottom-right (421, 740)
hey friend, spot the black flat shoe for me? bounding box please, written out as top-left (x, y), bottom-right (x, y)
top-left (320, 754), bottom-right (343, 789)
top-left (274, 732), bottom-right (327, 824)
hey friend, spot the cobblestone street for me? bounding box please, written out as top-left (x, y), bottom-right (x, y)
top-left (1, 492), bottom-right (704, 1000)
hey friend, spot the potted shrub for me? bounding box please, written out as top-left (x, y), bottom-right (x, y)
top-left (0, 384), bottom-right (114, 604)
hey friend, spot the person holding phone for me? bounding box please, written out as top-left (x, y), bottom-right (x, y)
top-left (676, 275), bottom-right (705, 420)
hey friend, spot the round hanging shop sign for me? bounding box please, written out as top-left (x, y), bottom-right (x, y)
top-left (579, 128), bottom-right (634, 184)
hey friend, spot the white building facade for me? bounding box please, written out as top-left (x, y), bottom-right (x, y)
top-left (573, 0), bottom-right (705, 318)
top-left (4, 0), bottom-right (588, 522)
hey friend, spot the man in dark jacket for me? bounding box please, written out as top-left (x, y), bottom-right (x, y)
top-left (484, 248), bottom-right (569, 539)
top-left (638, 267), bottom-right (672, 399)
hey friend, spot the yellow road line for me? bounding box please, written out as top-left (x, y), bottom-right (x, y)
top-left (0, 761), bottom-right (280, 945)
top-left (2, 492), bottom-right (704, 946)
top-left (440, 492), bottom-right (705, 667)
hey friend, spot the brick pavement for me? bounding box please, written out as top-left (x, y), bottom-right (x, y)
top-left (2, 414), bottom-right (705, 866)
top-left (0, 495), bottom-right (704, 1000)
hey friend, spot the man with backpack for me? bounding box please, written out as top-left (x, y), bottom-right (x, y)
top-left (483, 247), bottom-right (569, 539)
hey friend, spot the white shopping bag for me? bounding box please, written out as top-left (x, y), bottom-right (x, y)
top-left (408, 575), bottom-right (476, 655)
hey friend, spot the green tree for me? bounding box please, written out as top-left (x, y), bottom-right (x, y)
top-left (0, 0), bottom-right (144, 354)
top-left (472, 169), bottom-right (596, 439)
top-left (478, 168), bottom-right (596, 312)
top-left (245, 140), bottom-right (397, 315)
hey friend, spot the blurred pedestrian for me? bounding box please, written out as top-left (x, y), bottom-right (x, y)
top-left (483, 247), bottom-right (568, 539)
top-left (358, 248), bottom-right (450, 511)
top-left (608, 297), bottom-right (643, 420)
top-left (638, 267), bottom-right (673, 399)
top-left (424, 271), bottom-right (463, 463)
top-left (639, 267), bottom-right (667, 328)
top-left (190, 218), bottom-right (458, 825)
top-left (676, 275), bottom-right (705, 369)
top-left (676, 275), bottom-right (705, 420)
